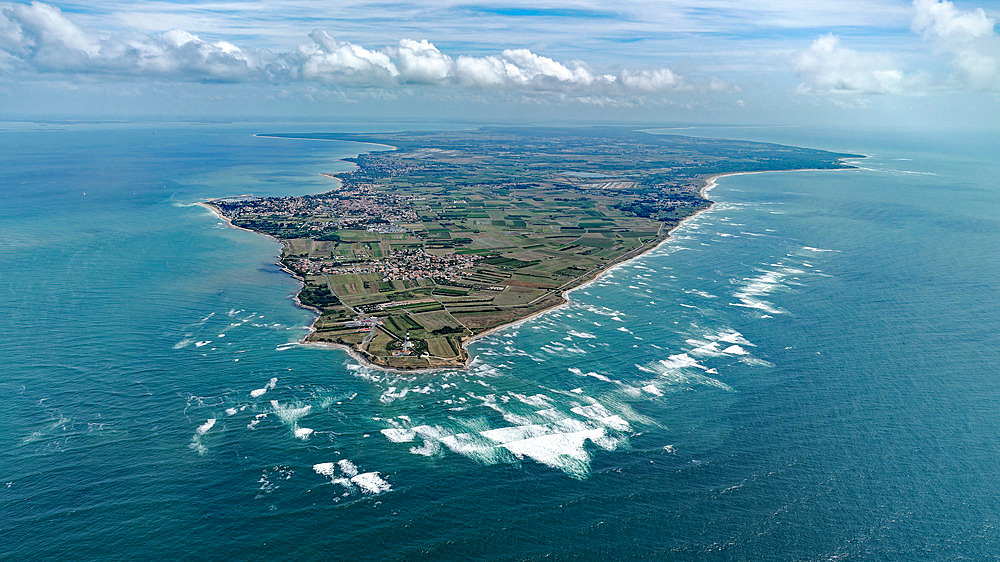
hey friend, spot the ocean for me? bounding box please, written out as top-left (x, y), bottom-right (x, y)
top-left (1, 122), bottom-right (998, 559)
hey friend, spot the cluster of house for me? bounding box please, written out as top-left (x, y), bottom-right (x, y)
top-left (215, 183), bottom-right (417, 232)
top-left (292, 248), bottom-right (480, 282)
top-left (347, 154), bottom-right (424, 180)
top-left (313, 188), bottom-right (418, 228)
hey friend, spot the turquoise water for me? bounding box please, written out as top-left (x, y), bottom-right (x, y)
top-left (2, 123), bottom-right (998, 558)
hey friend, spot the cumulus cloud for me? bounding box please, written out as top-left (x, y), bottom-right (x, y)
top-left (912, 0), bottom-right (1000, 90)
top-left (0, 1), bottom-right (712, 96)
top-left (393, 38), bottom-right (450, 83)
top-left (619, 68), bottom-right (687, 92)
top-left (292, 30), bottom-right (398, 83)
top-left (0, 1), bottom-right (262, 80)
top-left (794, 34), bottom-right (908, 94)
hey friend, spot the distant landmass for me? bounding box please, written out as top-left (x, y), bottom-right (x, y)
top-left (204, 127), bottom-right (857, 370)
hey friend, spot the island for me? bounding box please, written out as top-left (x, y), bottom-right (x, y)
top-left (203, 127), bottom-right (857, 370)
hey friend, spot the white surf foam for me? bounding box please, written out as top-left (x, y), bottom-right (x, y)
top-left (722, 345), bottom-right (749, 355)
top-left (380, 428), bottom-right (416, 442)
top-left (570, 403), bottom-right (631, 431)
top-left (195, 418), bottom-right (216, 435)
top-left (642, 384), bottom-right (664, 396)
top-left (510, 392), bottom-right (552, 407)
top-left (685, 289), bottom-right (718, 299)
top-left (568, 367), bottom-right (614, 383)
top-left (688, 340), bottom-right (723, 356)
top-left (637, 355), bottom-right (734, 392)
top-left (271, 400), bottom-right (312, 432)
top-left (312, 462), bottom-right (336, 477)
top-left (189, 418), bottom-right (217, 455)
top-left (337, 459), bottom-right (359, 477)
top-left (496, 428), bottom-right (607, 480)
top-left (351, 472), bottom-right (392, 494)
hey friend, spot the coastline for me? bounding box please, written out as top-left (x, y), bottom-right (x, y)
top-left (450, 160), bottom-right (864, 368)
top-left (195, 201), bottom-right (259, 236)
top-left (199, 146), bottom-right (860, 374)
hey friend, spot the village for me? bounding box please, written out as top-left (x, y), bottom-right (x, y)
top-left (291, 247), bottom-right (481, 282)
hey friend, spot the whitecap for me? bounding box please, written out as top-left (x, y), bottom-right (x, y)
top-left (739, 356), bottom-right (775, 367)
top-left (642, 384), bottom-right (664, 396)
top-left (568, 367), bottom-right (613, 383)
top-left (689, 341), bottom-right (723, 356)
top-left (570, 403), bottom-right (631, 431)
top-left (494, 428), bottom-right (607, 480)
top-left (659, 353), bottom-right (703, 370)
top-left (716, 330), bottom-right (752, 345)
top-left (270, 401), bottom-right (311, 429)
top-left (189, 418), bottom-right (216, 455)
top-left (381, 428), bottom-right (416, 442)
top-left (337, 459), bottom-right (359, 477)
top-left (351, 472), bottom-right (392, 494)
top-left (510, 392), bottom-right (552, 407)
top-left (195, 418), bottom-right (216, 435)
top-left (685, 289), bottom-right (718, 299)
top-left (312, 462), bottom-right (336, 477)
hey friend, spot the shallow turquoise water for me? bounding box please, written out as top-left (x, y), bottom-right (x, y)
top-left (2, 123), bottom-right (998, 558)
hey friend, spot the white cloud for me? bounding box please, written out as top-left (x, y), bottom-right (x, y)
top-left (293, 30), bottom-right (398, 83)
top-left (0, 2), bottom-right (713, 97)
top-left (619, 68), bottom-right (687, 92)
top-left (393, 38), bottom-right (451, 83)
top-left (499, 48), bottom-right (599, 86)
top-left (10, 1), bottom-right (98, 56)
top-left (708, 76), bottom-right (741, 93)
top-left (453, 55), bottom-right (509, 87)
top-left (912, 0), bottom-right (994, 41)
top-left (912, 0), bottom-right (1000, 90)
top-left (794, 34), bottom-right (908, 94)
top-left (0, 1), bottom-right (262, 80)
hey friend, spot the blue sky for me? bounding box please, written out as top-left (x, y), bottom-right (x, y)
top-left (1, 0), bottom-right (998, 126)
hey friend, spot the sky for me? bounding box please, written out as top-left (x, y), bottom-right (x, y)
top-left (1, 0), bottom-right (999, 127)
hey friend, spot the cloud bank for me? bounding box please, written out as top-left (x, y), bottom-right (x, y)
top-left (795, 0), bottom-right (1000, 95)
top-left (0, 1), bottom-right (723, 95)
top-left (793, 34), bottom-right (908, 94)
top-left (912, 0), bottom-right (1000, 90)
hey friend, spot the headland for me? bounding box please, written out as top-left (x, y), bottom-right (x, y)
top-left (204, 127), bottom-right (859, 371)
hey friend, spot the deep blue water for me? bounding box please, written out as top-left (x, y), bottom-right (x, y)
top-left (1, 122), bottom-right (998, 559)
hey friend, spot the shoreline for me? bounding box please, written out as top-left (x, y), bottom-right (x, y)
top-left (456, 160), bottom-right (861, 359)
top-left (198, 143), bottom-right (860, 374)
